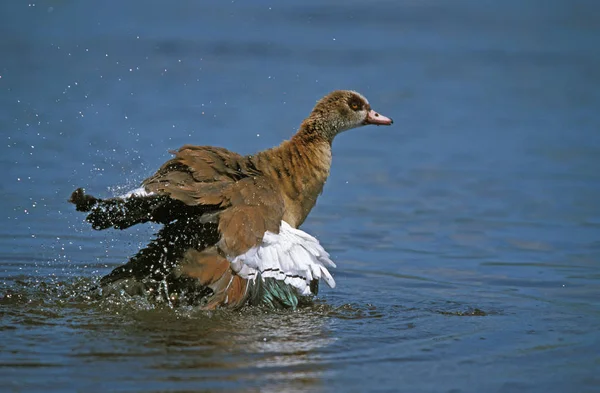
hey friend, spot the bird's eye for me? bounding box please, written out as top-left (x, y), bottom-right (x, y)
top-left (347, 96), bottom-right (363, 111)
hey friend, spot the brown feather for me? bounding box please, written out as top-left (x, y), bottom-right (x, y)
top-left (180, 248), bottom-right (229, 286)
top-left (178, 247), bottom-right (249, 310)
top-left (251, 133), bottom-right (332, 228)
top-left (72, 90), bottom-right (391, 309)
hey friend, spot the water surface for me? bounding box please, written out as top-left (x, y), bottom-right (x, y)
top-left (1, 1), bottom-right (599, 392)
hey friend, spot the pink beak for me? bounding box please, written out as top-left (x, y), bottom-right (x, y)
top-left (364, 109), bottom-right (393, 126)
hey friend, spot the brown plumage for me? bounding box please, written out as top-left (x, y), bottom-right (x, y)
top-left (69, 90), bottom-right (393, 309)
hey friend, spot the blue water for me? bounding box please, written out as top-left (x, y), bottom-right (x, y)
top-left (1, 1), bottom-right (599, 392)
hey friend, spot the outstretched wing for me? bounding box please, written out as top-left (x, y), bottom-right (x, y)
top-left (142, 145), bottom-right (261, 207)
top-left (72, 144), bottom-right (336, 307)
top-left (69, 145), bottom-right (260, 230)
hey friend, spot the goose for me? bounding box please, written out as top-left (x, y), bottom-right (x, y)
top-left (70, 90), bottom-right (393, 309)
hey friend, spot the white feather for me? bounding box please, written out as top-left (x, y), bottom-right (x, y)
top-left (118, 186), bottom-right (154, 200)
top-left (229, 221), bottom-right (336, 296)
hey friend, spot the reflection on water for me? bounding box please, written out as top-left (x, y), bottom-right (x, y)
top-left (0, 276), bottom-right (503, 391)
top-left (1, 278), bottom-right (337, 391)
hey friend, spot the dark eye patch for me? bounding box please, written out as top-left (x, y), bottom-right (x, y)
top-left (347, 96), bottom-right (363, 111)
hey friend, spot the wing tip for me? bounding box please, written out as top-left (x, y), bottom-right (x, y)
top-left (69, 188), bottom-right (98, 212)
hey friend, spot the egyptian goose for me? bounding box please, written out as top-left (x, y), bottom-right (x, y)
top-left (70, 90), bottom-right (393, 309)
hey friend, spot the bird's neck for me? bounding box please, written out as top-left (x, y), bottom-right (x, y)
top-left (253, 119), bottom-right (333, 228)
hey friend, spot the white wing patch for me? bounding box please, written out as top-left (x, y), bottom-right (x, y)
top-left (118, 187), bottom-right (154, 200)
top-left (229, 221), bottom-right (336, 296)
